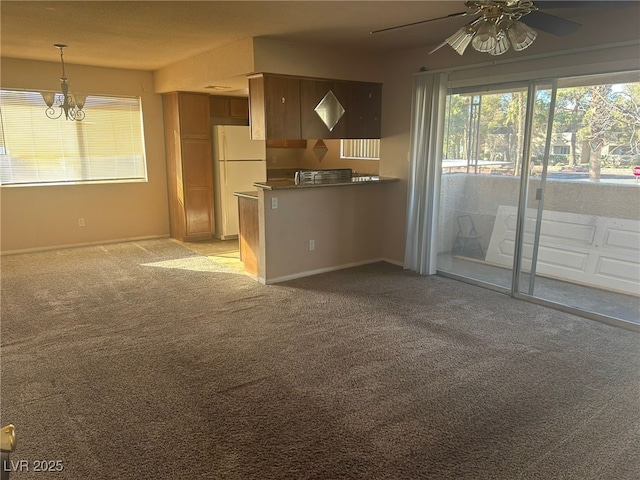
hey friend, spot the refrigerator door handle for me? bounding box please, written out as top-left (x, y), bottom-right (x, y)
top-left (222, 130), bottom-right (228, 187)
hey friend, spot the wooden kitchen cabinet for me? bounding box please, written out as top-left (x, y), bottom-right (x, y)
top-left (300, 79), bottom-right (348, 140)
top-left (209, 95), bottom-right (249, 120)
top-left (249, 74), bottom-right (301, 140)
top-left (266, 139), bottom-right (308, 148)
top-left (249, 73), bottom-right (382, 140)
top-left (237, 195), bottom-right (259, 276)
top-left (163, 92), bottom-right (214, 241)
top-left (177, 93), bottom-right (211, 136)
top-left (229, 97), bottom-right (249, 118)
top-left (301, 79), bottom-right (381, 139)
top-left (346, 82), bottom-right (382, 139)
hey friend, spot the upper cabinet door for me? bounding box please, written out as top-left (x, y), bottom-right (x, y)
top-left (300, 79), bottom-right (348, 140)
top-left (229, 98), bottom-right (249, 118)
top-left (210, 96), bottom-right (250, 119)
top-left (346, 82), bottom-right (382, 139)
top-left (178, 93), bottom-right (211, 137)
top-left (249, 75), bottom-right (301, 140)
top-left (209, 96), bottom-right (231, 117)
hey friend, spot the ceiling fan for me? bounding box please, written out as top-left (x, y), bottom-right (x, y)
top-left (371, 1), bottom-right (631, 57)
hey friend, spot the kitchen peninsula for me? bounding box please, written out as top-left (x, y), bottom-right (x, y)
top-left (234, 172), bottom-right (399, 284)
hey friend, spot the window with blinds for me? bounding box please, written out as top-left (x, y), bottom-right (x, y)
top-left (0, 89), bottom-right (147, 186)
top-left (340, 139), bottom-right (380, 160)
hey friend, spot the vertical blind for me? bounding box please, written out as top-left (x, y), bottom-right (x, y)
top-left (0, 90), bottom-right (147, 186)
top-left (340, 138), bottom-right (380, 159)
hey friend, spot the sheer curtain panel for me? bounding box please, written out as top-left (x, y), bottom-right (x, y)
top-left (403, 73), bottom-right (448, 274)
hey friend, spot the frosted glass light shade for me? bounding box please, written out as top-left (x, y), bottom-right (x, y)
top-left (471, 20), bottom-right (498, 52)
top-left (490, 33), bottom-right (510, 56)
top-left (41, 91), bottom-right (55, 107)
top-left (507, 21), bottom-right (537, 51)
top-left (72, 94), bottom-right (87, 110)
top-left (445, 25), bottom-right (475, 56)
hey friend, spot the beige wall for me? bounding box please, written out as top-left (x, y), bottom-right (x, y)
top-left (267, 140), bottom-right (379, 175)
top-left (154, 38), bottom-right (255, 94)
top-left (252, 38), bottom-right (384, 83)
top-left (258, 183), bottom-right (395, 283)
top-left (0, 58), bottom-right (169, 253)
top-left (298, 140), bottom-right (379, 175)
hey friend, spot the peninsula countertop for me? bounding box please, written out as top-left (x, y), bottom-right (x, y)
top-left (233, 191), bottom-right (259, 199)
top-left (253, 176), bottom-right (399, 190)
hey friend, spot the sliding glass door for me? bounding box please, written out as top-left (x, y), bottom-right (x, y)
top-left (516, 73), bottom-right (640, 325)
top-left (436, 72), bottom-right (640, 327)
top-left (437, 82), bottom-right (536, 291)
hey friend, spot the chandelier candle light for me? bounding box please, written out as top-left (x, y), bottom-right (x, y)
top-left (42, 44), bottom-right (86, 121)
top-left (433, 0), bottom-right (538, 56)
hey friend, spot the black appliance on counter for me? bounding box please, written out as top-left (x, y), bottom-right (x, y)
top-left (294, 169), bottom-right (353, 185)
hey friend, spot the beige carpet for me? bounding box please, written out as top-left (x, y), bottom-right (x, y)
top-left (1, 239), bottom-right (638, 479)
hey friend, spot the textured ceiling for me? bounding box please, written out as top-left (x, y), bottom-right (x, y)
top-left (1, 1), bottom-right (465, 70)
top-left (1, 1), bottom-right (639, 72)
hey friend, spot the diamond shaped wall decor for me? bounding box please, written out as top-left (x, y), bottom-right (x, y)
top-left (314, 90), bottom-right (345, 132)
top-left (313, 139), bottom-right (328, 162)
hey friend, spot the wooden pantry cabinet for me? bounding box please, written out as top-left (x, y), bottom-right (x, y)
top-left (249, 73), bottom-right (381, 140)
top-left (163, 92), bottom-right (214, 241)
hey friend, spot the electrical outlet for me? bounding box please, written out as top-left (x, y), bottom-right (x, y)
top-left (78, 217), bottom-right (85, 227)
top-left (309, 240), bottom-right (315, 251)
top-left (271, 197), bottom-right (278, 209)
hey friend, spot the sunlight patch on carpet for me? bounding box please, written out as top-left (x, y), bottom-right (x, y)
top-left (141, 255), bottom-right (245, 275)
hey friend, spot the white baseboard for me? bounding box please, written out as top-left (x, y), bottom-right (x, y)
top-left (381, 257), bottom-right (404, 267)
top-left (0, 235), bottom-right (170, 256)
top-left (263, 258), bottom-right (400, 284)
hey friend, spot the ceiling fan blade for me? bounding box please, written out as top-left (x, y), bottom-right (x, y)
top-left (370, 11), bottom-right (470, 34)
top-left (428, 40), bottom-right (449, 55)
top-left (522, 11), bottom-right (582, 36)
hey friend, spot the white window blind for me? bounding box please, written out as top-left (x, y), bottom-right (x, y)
top-left (340, 138), bottom-right (380, 160)
top-left (0, 89), bottom-right (147, 186)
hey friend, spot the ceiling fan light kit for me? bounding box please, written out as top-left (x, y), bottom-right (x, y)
top-left (446, 0), bottom-right (541, 56)
top-left (374, 1), bottom-right (628, 58)
top-left (471, 19), bottom-right (499, 52)
top-left (506, 20), bottom-right (538, 51)
top-left (490, 31), bottom-right (512, 56)
top-left (445, 24), bottom-right (477, 55)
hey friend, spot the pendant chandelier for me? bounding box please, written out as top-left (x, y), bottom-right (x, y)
top-left (42, 44), bottom-right (86, 121)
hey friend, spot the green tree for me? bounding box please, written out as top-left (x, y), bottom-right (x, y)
top-left (443, 94), bottom-right (470, 160)
top-left (552, 87), bottom-right (590, 167)
top-left (579, 83), bottom-right (640, 180)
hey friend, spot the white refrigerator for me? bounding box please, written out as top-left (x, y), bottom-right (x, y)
top-left (212, 125), bottom-right (266, 239)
